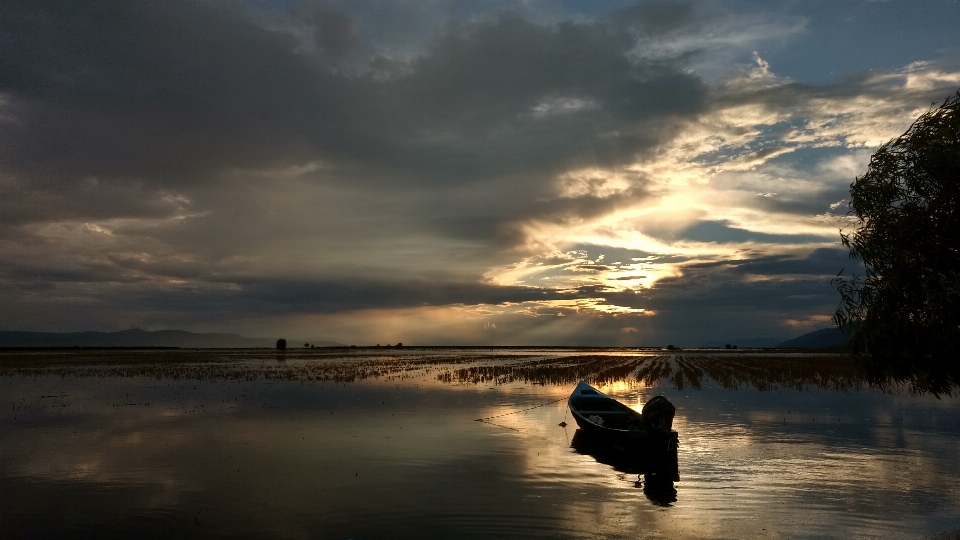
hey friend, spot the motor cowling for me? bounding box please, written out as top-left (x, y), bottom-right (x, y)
top-left (641, 395), bottom-right (675, 432)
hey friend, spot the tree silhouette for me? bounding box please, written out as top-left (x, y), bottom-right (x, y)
top-left (276, 338), bottom-right (287, 350)
top-left (833, 90), bottom-right (960, 394)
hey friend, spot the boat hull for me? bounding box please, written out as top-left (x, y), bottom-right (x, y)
top-left (567, 381), bottom-right (678, 455)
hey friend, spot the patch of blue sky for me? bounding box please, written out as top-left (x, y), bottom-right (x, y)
top-left (779, 145), bottom-right (857, 170)
top-left (760, 0), bottom-right (960, 84)
top-left (678, 220), bottom-right (832, 245)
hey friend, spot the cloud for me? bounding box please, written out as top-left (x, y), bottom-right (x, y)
top-left (784, 314), bottom-right (834, 329)
top-left (312, 9), bottom-right (359, 61)
top-left (0, 0), bottom-right (349, 184)
top-left (1, 0), bottom-right (959, 344)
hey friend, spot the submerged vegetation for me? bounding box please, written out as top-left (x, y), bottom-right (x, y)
top-left (0, 348), bottom-right (896, 393)
top-left (437, 352), bottom-right (866, 391)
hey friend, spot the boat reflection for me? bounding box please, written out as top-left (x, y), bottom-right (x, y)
top-left (570, 429), bottom-right (679, 506)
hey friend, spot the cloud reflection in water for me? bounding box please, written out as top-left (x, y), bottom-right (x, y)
top-left (1, 349), bottom-right (958, 539)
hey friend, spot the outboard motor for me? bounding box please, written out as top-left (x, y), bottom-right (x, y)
top-left (641, 395), bottom-right (675, 432)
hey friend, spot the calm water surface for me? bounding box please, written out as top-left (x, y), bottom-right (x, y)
top-left (1, 348), bottom-right (958, 539)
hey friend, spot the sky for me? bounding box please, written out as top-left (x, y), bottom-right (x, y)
top-left (2, 0), bottom-right (959, 346)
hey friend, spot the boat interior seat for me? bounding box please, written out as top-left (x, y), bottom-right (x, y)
top-left (586, 412), bottom-right (636, 428)
top-left (574, 399), bottom-right (630, 414)
top-left (573, 396), bottom-right (644, 429)
top-left (574, 399), bottom-right (620, 412)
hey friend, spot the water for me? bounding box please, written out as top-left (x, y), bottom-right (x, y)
top-left (1, 348), bottom-right (958, 539)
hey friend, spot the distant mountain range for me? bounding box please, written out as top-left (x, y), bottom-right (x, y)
top-left (0, 326), bottom-right (850, 349)
top-left (700, 327), bottom-right (852, 349)
top-left (775, 327), bottom-right (852, 349)
top-left (0, 328), bottom-right (344, 348)
top-left (701, 337), bottom-right (789, 348)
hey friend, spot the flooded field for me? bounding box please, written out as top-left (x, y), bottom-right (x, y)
top-left (2, 348), bottom-right (959, 539)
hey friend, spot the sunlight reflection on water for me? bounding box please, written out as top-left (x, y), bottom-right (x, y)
top-left (1, 348), bottom-right (958, 539)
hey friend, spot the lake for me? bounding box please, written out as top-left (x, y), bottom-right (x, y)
top-left (2, 348), bottom-right (958, 539)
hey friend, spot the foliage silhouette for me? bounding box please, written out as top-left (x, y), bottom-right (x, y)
top-left (833, 90), bottom-right (960, 395)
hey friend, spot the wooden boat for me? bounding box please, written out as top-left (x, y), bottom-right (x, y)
top-left (568, 380), bottom-right (678, 454)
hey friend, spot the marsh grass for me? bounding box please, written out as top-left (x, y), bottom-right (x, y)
top-left (436, 352), bottom-right (866, 391)
top-left (0, 348), bottom-right (894, 392)
top-left (0, 348), bottom-right (535, 383)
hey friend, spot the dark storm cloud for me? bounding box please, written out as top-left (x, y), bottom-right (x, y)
top-left (1, 274), bottom-right (590, 316)
top-left (311, 9), bottom-right (359, 61)
top-left (642, 248), bottom-right (850, 310)
top-left (0, 0), bottom-right (706, 250)
top-left (542, 249), bottom-right (850, 343)
top-left (0, 224), bottom-right (607, 312)
top-left (344, 16), bottom-right (706, 191)
top-left (682, 248), bottom-right (848, 275)
top-left (227, 278), bottom-right (585, 313)
top-left (0, 177), bottom-right (179, 229)
top-left (613, 0), bottom-right (696, 34)
top-left (674, 220), bottom-right (829, 243)
top-left (0, 0), bottom-right (352, 184)
top-left (0, 0), bottom-right (705, 186)
top-left (614, 277), bottom-right (833, 313)
top-left (394, 16), bottom-right (700, 128)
